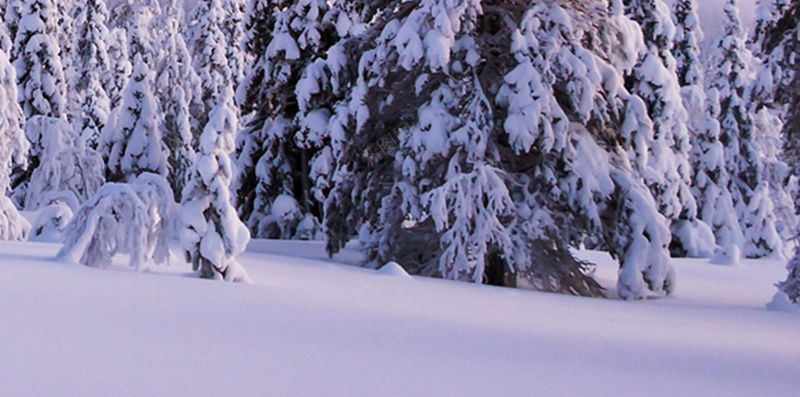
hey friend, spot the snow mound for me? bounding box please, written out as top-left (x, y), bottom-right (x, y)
top-left (710, 244), bottom-right (741, 266)
top-left (766, 291), bottom-right (800, 313)
top-left (376, 262), bottom-right (411, 279)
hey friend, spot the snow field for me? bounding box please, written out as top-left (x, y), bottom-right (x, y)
top-left (0, 240), bottom-right (798, 396)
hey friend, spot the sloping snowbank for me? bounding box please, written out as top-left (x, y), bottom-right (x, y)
top-left (0, 240), bottom-right (798, 396)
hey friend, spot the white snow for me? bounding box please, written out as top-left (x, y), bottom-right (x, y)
top-left (0, 239), bottom-right (798, 396)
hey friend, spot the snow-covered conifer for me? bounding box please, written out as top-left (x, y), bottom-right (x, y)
top-left (235, 0), bottom-right (331, 237)
top-left (104, 55), bottom-right (167, 182)
top-left (0, 34), bottom-right (29, 240)
top-left (624, 0), bottom-right (711, 257)
top-left (710, 0), bottom-right (783, 258)
top-left (13, 0), bottom-right (67, 118)
top-left (57, 183), bottom-right (149, 269)
top-left (755, 0), bottom-right (800, 303)
top-left (687, 88), bottom-right (743, 260)
top-left (71, 0), bottom-right (112, 149)
top-left (181, 88), bottom-right (250, 281)
top-left (188, 0), bottom-right (234, 131)
top-left (153, 1), bottom-right (202, 201)
top-left (323, 0), bottom-right (673, 298)
top-left (221, 0), bottom-right (248, 90)
top-left (23, 116), bottom-right (104, 210)
top-left (105, 28), bottom-right (131, 110)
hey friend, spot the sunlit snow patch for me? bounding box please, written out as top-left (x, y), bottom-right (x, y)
top-left (376, 261), bottom-right (412, 279)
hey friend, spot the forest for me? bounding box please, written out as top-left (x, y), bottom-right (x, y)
top-left (0, 0), bottom-right (799, 305)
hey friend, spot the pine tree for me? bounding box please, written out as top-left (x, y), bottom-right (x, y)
top-left (624, 0), bottom-right (712, 257)
top-left (0, 30), bottom-right (30, 240)
top-left (71, 0), bottom-right (112, 149)
top-left (104, 55), bottom-right (167, 182)
top-left (153, 1), bottom-right (202, 201)
top-left (710, 0), bottom-right (783, 258)
top-left (181, 88), bottom-right (250, 281)
top-left (235, 0), bottom-right (331, 238)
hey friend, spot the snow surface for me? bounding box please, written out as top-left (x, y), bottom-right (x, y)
top-left (0, 240), bottom-right (798, 396)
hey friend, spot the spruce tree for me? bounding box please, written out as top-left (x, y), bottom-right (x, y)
top-left (710, 0), bottom-right (783, 258)
top-left (0, 29), bottom-right (30, 240)
top-left (13, 0), bottom-right (67, 119)
top-left (71, 0), bottom-right (112, 149)
top-left (624, 0), bottom-right (712, 257)
top-left (322, 0), bottom-right (674, 299)
top-left (181, 88), bottom-right (250, 281)
top-left (188, 0), bottom-right (234, 130)
top-left (105, 55), bottom-right (167, 182)
top-left (235, 0), bottom-right (331, 238)
top-left (758, 0), bottom-right (800, 304)
top-left (11, 0), bottom-right (68, 206)
top-left (153, 1), bottom-right (202, 201)
top-left (674, 0), bottom-right (742, 258)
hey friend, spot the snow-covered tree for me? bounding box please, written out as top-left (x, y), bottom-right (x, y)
top-left (104, 55), bottom-right (167, 182)
top-left (181, 88), bottom-right (250, 282)
top-left (710, 0), bottom-right (783, 258)
top-left (0, 33), bottom-right (30, 240)
top-left (153, 1), bottom-right (202, 201)
top-left (673, 0), bottom-right (741, 258)
top-left (3, 0), bottom-right (24, 46)
top-left (235, 0), bottom-right (331, 238)
top-left (757, 0), bottom-right (800, 304)
top-left (105, 28), bottom-right (131, 110)
top-left (221, 0), bottom-right (248, 90)
top-left (71, 0), bottom-right (112, 149)
top-left (23, 116), bottom-right (104, 210)
top-left (624, 0), bottom-right (711, 257)
top-left (687, 88), bottom-right (743, 262)
top-left (12, 0), bottom-right (67, 119)
top-left (57, 183), bottom-right (149, 269)
top-left (321, 0), bottom-right (674, 299)
top-left (188, 0), bottom-right (235, 131)
top-left (108, 0), bottom-right (160, 64)
top-left (131, 172), bottom-right (175, 266)
top-left (672, 0), bottom-right (703, 88)
top-left (9, 0), bottom-right (69, 203)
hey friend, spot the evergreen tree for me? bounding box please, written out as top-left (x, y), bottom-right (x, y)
top-left (235, 0), bottom-right (331, 238)
top-left (11, 0), bottom-right (68, 206)
top-left (624, 0), bottom-right (711, 257)
top-left (153, 0), bottom-right (202, 201)
top-left (322, 0), bottom-right (674, 299)
top-left (71, 0), bottom-right (112, 149)
top-left (221, 0), bottom-right (248, 90)
top-left (674, 0), bottom-right (742, 258)
top-left (0, 30), bottom-right (30, 240)
top-left (188, 0), bottom-right (234, 130)
top-left (2, 0), bottom-right (23, 50)
top-left (673, 0), bottom-right (703, 88)
top-left (710, 0), bottom-right (783, 259)
top-left (758, 0), bottom-right (800, 304)
top-left (181, 88), bottom-right (250, 281)
top-left (108, 0), bottom-right (160, 64)
top-left (13, 0), bottom-right (67, 119)
top-left (105, 27), bottom-right (131, 110)
top-left (104, 55), bottom-right (167, 182)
